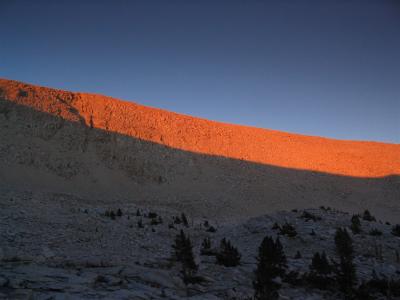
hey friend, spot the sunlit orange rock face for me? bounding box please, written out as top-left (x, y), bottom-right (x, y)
top-left (0, 78), bottom-right (399, 178)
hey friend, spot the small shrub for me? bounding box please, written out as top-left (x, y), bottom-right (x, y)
top-left (389, 278), bottom-right (400, 297)
top-left (356, 271), bottom-right (389, 298)
top-left (279, 222), bottom-right (297, 237)
top-left (271, 222), bottom-right (280, 230)
top-left (369, 228), bottom-right (382, 236)
top-left (18, 89), bottom-right (28, 97)
top-left (206, 225), bottom-right (217, 233)
top-left (116, 208), bottom-right (122, 217)
top-left (151, 216), bottom-right (163, 225)
top-left (173, 216), bottom-right (182, 224)
top-left (181, 271), bottom-right (206, 285)
top-left (136, 209), bottom-right (141, 217)
top-left (301, 211), bottom-right (321, 222)
top-left (294, 251), bottom-right (302, 259)
top-left (137, 219), bottom-right (144, 228)
top-left (181, 213), bottom-right (189, 227)
top-left (284, 270), bottom-right (302, 286)
top-left (350, 215), bottom-right (361, 234)
top-left (216, 238), bottom-right (241, 267)
top-left (362, 210), bottom-right (376, 222)
top-left (320, 206), bottom-right (331, 211)
top-left (148, 212), bottom-right (158, 219)
top-left (200, 237), bottom-right (215, 256)
top-left (391, 224), bottom-right (400, 237)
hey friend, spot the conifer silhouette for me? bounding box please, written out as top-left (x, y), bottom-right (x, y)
top-left (334, 228), bottom-right (357, 299)
top-left (350, 215), bottom-right (361, 234)
top-left (253, 236), bottom-right (287, 299)
top-left (216, 238), bottom-right (241, 267)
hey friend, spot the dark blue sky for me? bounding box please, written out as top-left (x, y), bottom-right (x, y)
top-left (1, 0), bottom-right (399, 143)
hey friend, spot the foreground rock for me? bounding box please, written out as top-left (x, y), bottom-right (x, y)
top-left (1, 189), bottom-right (399, 299)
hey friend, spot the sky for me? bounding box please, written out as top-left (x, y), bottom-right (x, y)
top-left (0, 0), bottom-right (399, 143)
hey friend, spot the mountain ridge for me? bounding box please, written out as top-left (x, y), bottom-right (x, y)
top-left (1, 78), bottom-right (399, 178)
top-left (0, 78), bottom-right (399, 222)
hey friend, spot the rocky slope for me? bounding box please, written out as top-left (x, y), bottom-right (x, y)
top-left (0, 188), bottom-right (399, 299)
top-left (1, 78), bottom-right (400, 299)
top-left (0, 78), bottom-right (399, 222)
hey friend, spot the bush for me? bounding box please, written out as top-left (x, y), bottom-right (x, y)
top-left (271, 222), bottom-right (280, 230)
top-left (301, 211), bottom-right (321, 222)
top-left (181, 213), bottom-right (189, 227)
top-left (350, 215), bottom-right (362, 234)
top-left (391, 224), bottom-right (400, 237)
top-left (356, 271), bottom-right (390, 298)
top-left (253, 236), bottom-right (287, 299)
top-left (151, 216), bottom-right (163, 225)
top-left (362, 210), bottom-right (376, 222)
top-left (368, 228), bottom-right (382, 236)
top-left (206, 225), bottom-right (217, 233)
top-left (284, 270), bottom-right (302, 286)
top-left (116, 208), bottom-right (122, 217)
top-left (389, 278), bottom-right (400, 297)
top-left (18, 89), bottom-right (28, 97)
top-left (279, 222), bottom-right (297, 237)
top-left (148, 212), bottom-right (158, 219)
top-left (216, 238), bottom-right (241, 267)
top-left (200, 237), bottom-right (215, 256)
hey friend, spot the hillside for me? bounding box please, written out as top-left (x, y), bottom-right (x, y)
top-left (0, 78), bottom-right (399, 221)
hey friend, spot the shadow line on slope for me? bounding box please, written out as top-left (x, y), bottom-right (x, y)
top-left (0, 97), bottom-right (399, 221)
top-left (1, 78), bottom-right (399, 179)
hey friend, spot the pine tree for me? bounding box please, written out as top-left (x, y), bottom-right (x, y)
top-left (335, 228), bottom-right (354, 258)
top-left (310, 252), bottom-right (331, 275)
top-left (253, 236), bottom-right (287, 299)
top-left (136, 209), bottom-right (141, 217)
top-left (305, 251), bottom-right (333, 290)
top-left (137, 218), bottom-right (144, 228)
top-left (181, 213), bottom-right (189, 227)
top-left (334, 228), bottom-right (357, 299)
top-left (350, 215), bottom-right (361, 234)
top-left (172, 230), bottom-right (198, 272)
top-left (216, 238), bottom-right (241, 267)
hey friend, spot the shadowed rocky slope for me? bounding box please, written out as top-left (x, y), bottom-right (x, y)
top-left (0, 78), bottom-right (399, 221)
